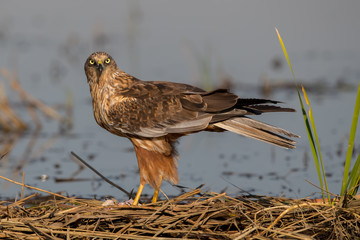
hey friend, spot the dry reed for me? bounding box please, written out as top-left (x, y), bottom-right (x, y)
top-left (1, 177), bottom-right (360, 239)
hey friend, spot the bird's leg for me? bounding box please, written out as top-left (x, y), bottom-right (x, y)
top-left (133, 183), bottom-right (144, 206)
top-left (152, 176), bottom-right (163, 203)
top-left (152, 189), bottom-right (159, 203)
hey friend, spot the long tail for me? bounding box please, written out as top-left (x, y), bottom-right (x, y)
top-left (214, 117), bottom-right (299, 149)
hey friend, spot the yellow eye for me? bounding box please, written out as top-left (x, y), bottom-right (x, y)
top-left (105, 58), bottom-right (111, 64)
top-left (89, 59), bottom-right (95, 65)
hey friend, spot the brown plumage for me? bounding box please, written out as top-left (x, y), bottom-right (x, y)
top-left (84, 52), bottom-right (299, 205)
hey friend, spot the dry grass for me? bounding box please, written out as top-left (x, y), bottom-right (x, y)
top-left (1, 185), bottom-right (360, 239)
top-left (0, 68), bottom-right (70, 132)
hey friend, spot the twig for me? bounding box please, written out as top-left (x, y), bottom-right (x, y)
top-left (233, 227), bottom-right (258, 240)
top-left (257, 226), bottom-right (312, 240)
top-left (70, 151), bottom-right (132, 198)
top-left (0, 175), bottom-right (81, 203)
top-left (264, 202), bottom-right (332, 232)
top-left (184, 206), bottom-right (209, 238)
top-left (1, 69), bottom-right (63, 121)
top-left (0, 81), bottom-right (27, 131)
top-left (0, 151), bottom-right (9, 161)
top-left (305, 179), bottom-right (339, 198)
top-left (24, 222), bottom-right (62, 240)
top-left (10, 193), bottom-right (38, 207)
top-left (21, 172), bottom-right (25, 200)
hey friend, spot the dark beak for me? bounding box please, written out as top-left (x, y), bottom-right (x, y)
top-left (98, 63), bottom-right (103, 74)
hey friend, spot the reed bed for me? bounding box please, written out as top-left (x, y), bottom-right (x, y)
top-left (1, 187), bottom-right (360, 239)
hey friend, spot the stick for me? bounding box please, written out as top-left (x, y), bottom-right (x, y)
top-left (0, 175), bottom-right (80, 203)
top-left (70, 151), bottom-right (132, 198)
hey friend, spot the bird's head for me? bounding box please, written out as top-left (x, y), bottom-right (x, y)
top-left (84, 52), bottom-right (118, 84)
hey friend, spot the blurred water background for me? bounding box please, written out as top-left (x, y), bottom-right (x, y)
top-left (1, 0), bottom-right (360, 201)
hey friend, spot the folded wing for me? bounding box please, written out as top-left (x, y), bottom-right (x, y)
top-left (106, 81), bottom-right (299, 148)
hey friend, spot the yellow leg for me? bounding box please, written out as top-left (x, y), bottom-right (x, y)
top-left (152, 188), bottom-right (159, 203)
top-left (133, 183), bottom-right (144, 206)
top-left (152, 176), bottom-right (163, 203)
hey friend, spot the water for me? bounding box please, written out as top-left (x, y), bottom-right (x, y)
top-left (1, 0), bottom-right (360, 201)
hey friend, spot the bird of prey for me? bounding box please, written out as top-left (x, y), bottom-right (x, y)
top-left (84, 52), bottom-right (299, 205)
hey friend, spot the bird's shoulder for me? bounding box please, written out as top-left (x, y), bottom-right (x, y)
top-left (104, 80), bottom-right (215, 137)
top-left (116, 80), bottom-right (205, 99)
top-left (111, 79), bottom-right (240, 114)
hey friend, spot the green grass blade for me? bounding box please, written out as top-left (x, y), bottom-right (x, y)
top-left (275, 28), bottom-right (328, 202)
top-left (341, 83), bottom-right (360, 196)
top-left (302, 86), bottom-right (330, 202)
top-left (275, 28), bottom-right (295, 80)
top-left (300, 86), bottom-right (324, 195)
top-left (347, 154), bottom-right (360, 196)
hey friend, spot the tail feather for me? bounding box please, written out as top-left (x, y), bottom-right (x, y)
top-left (214, 117), bottom-right (299, 149)
top-left (247, 105), bottom-right (296, 113)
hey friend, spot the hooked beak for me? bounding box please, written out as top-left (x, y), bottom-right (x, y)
top-left (97, 60), bottom-right (103, 73)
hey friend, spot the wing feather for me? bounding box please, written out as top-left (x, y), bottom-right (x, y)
top-left (106, 80), bottom-right (298, 144)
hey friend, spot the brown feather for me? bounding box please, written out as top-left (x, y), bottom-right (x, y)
top-left (131, 137), bottom-right (178, 189)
